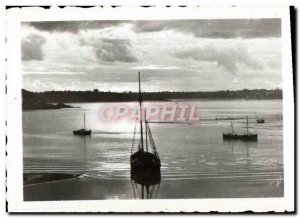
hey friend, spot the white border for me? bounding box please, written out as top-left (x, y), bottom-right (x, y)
top-left (6, 6), bottom-right (294, 212)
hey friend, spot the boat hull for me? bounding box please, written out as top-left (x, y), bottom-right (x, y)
top-left (130, 150), bottom-right (160, 171)
top-left (223, 133), bottom-right (257, 141)
top-left (73, 129), bottom-right (91, 135)
top-left (257, 119), bottom-right (265, 123)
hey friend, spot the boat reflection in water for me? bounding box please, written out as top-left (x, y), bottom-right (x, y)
top-left (223, 139), bottom-right (258, 157)
top-left (131, 169), bottom-right (161, 199)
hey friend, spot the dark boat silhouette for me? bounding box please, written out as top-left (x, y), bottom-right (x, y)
top-left (223, 117), bottom-right (257, 141)
top-left (130, 73), bottom-right (161, 172)
top-left (73, 113), bottom-right (91, 135)
top-left (255, 113), bottom-right (265, 123)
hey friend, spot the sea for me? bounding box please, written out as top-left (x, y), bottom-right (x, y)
top-left (23, 99), bottom-right (283, 200)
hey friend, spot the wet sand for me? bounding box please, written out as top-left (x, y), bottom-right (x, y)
top-left (24, 173), bottom-right (80, 186)
top-left (23, 173), bottom-right (283, 201)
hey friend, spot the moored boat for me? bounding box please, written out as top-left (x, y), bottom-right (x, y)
top-left (255, 113), bottom-right (265, 123)
top-left (130, 73), bottom-right (161, 172)
top-left (73, 113), bottom-right (92, 135)
top-left (223, 117), bottom-right (257, 141)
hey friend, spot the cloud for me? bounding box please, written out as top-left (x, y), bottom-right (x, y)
top-left (131, 65), bottom-right (180, 70)
top-left (24, 21), bottom-right (127, 33)
top-left (173, 45), bottom-right (263, 73)
top-left (21, 34), bottom-right (46, 61)
top-left (21, 19), bottom-right (282, 92)
top-left (134, 19), bottom-right (281, 39)
top-left (80, 38), bottom-right (139, 63)
top-left (25, 21), bottom-right (80, 33)
top-left (23, 71), bottom-right (86, 75)
top-left (24, 19), bottom-right (281, 39)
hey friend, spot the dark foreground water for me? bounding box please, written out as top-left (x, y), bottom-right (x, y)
top-left (23, 100), bottom-right (283, 200)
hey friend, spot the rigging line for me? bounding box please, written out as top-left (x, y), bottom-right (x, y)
top-left (147, 123), bottom-right (155, 153)
top-left (138, 139), bottom-right (141, 150)
top-left (138, 72), bottom-right (144, 150)
top-left (147, 122), bottom-right (160, 159)
top-left (131, 119), bottom-right (137, 155)
top-left (154, 183), bottom-right (160, 199)
top-left (147, 124), bottom-right (155, 151)
top-left (148, 124), bottom-right (155, 153)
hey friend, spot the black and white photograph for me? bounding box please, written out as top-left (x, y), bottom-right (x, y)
top-left (5, 6), bottom-right (294, 212)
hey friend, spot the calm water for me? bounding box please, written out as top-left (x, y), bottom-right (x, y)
top-left (23, 100), bottom-right (283, 200)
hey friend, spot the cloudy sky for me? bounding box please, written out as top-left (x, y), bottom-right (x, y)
top-left (21, 19), bottom-right (282, 92)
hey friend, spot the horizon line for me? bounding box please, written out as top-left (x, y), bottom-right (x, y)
top-left (22, 87), bottom-right (282, 93)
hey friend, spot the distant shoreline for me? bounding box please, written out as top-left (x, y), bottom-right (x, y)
top-left (22, 88), bottom-right (283, 104)
top-left (64, 98), bottom-right (282, 104)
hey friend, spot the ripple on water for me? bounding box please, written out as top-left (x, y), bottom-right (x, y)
top-left (205, 162), bottom-right (218, 166)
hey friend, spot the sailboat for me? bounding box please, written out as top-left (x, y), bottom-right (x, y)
top-left (130, 73), bottom-right (161, 172)
top-left (73, 113), bottom-right (91, 135)
top-left (255, 113), bottom-right (265, 123)
top-left (223, 117), bottom-right (257, 141)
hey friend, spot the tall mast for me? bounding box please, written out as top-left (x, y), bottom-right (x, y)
top-left (231, 121), bottom-right (234, 134)
top-left (84, 113), bottom-right (85, 129)
top-left (145, 112), bottom-right (148, 152)
top-left (138, 72), bottom-right (144, 150)
top-left (246, 117), bottom-right (248, 135)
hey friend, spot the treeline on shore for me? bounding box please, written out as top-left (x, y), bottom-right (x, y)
top-left (22, 89), bottom-right (78, 110)
top-left (23, 88), bottom-right (282, 104)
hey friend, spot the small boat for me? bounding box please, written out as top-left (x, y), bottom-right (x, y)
top-left (223, 117), bottom-right (257, 141)
top-left (73, 113), bottom-right (91, 135)
top-left (256, 119), bottom-right (265, 123)
top-left (130, 73), bottom-right (161, 172)
top-left (255, 113), bottom-right (265, 123)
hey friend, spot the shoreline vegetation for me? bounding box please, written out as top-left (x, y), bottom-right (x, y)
top-left (22, 88), bottom-right (282, 110)
top-left (22, 89), bottom-right (79, 110)
top-left (23, 173), bottom-right (80, 185)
